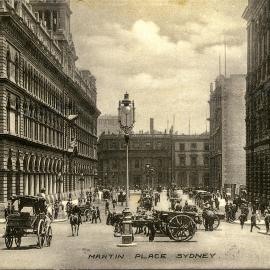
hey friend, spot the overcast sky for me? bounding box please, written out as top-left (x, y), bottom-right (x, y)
top-left (70, 0), bottom-right (247, 134)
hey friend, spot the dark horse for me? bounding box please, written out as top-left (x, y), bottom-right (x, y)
top-left (70, 213), bottom-right (80, 236)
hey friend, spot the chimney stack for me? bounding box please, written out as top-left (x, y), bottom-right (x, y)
top-left (150, 118), bottom-right (154, 134)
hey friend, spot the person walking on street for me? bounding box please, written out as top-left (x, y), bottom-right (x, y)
top-left (214, 197), bottom-right (220, 210)
top-left (250, 211), bottom-right (260, 232)
top-left (264, 210), bottom-right (270, 233)
top-left (105, 199), bottom-right (110, 215)
top-left (112, 199), bottom-right (117, 210)
top-left (225, 202), bottom-right (230, 222)
top-left (239, 213), bottom-right (246, 229)
top-left (96, 206), bottom-right (101, 223)
top-left (92, 206), bottom-right (97, 223)
top-left (175, 200), bottom-right (182, 212)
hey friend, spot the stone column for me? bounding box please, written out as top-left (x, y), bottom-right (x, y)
top-left (11, 173), bottom-right (16, 196)
top-left (23, 173), bottom-right (28, 195)
top-left (49, 174), bottom-right (53, 194)
top-left (45, 174), bottom-right (49, 194)
top-left (40, 174), bottom-right (44, 190)
top-left (52, 174), bottom-right (56, 194)
top-left (34, 174), bottom-right (39, 195)
top-left (29, 174), bottom-right (34, 195)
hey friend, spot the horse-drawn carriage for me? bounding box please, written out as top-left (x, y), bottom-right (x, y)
top-left (107, 209), bottom-right (198, 242)
top-left (78, 203), bottom-right (92, 222)
top-left (194, 190), bottom-right (212, 207)
top-left (4, 195), bottom-right (52, 249)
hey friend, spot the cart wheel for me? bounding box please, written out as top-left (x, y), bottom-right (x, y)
top-left (168, 214), bottom-right (196, 242)
top-left (15, 237), bottom-right (21, 247)
top-left (37, 220), bottom-right (45, 248)
top-left (46, 226), bottom-right (52, 247)
top-left (84, 209), bottom-right (91, 222)
top-left (5, 235), bottom-right (13, 249)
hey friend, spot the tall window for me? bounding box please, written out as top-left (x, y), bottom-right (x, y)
top-left (179, 143), bottom-right (185, 151)
top-left (191, 143), bottom-right (197, 149)
top-left (190, 156), bottom-right (197, 167)
top-left (179, 155), bottom-right (186, 166)
top-left (204, 143), bottom-right (209, 151)
top-left (6, 45), bottom-right (19, 83)
top-left (6, 93), bottom-right (20, 134)
top-left (135, 160), bottom-right (140, 169)
top-left (204, 155), bottom-right (209, 167)
top-left (23, 102), bottom-right (28, 137)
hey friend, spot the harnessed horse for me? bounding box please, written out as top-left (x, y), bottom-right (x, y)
top-left (70, 213), bottom-right (80, 236)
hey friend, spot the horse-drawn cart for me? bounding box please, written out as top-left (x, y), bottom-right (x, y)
top-left (107, 210), bottom-right (197, 242)
top-left (4, 195), bottom-right (52, 249)
top-left (77, 203), bottom-right (92, 222)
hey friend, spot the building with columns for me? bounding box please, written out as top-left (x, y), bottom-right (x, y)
top-left (243, 0), bottom-right (270, 201)
top-left (208, 74), bottom-right (246, 197)
top-left (0, 0), bottom-right (100, 210)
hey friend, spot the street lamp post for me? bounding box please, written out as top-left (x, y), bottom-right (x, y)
top-left (145, 163), bottom-right (150, 190)
top-left (118, 93), bottom-right (135, 208)
top-left (150, 167), bottom-right (155, 191)
top-left (117, 92), bottom-right (136, 247)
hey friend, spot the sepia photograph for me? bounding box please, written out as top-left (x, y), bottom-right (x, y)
top-left (0, 0), bottom-right (268, 269)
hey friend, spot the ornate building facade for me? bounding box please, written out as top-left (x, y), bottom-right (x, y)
top-left (0, 0), bottom-right (100, 208)
top-left (173, 134), bottom-right (210, 189)
top-left (209, 74), bottom-right (246, 196)
top-left (97, 133), bottom-right (173, 188)
top-left (98, 132), bottom-right (210, 189)
top-left (243, 0), bottom-right (270, 201)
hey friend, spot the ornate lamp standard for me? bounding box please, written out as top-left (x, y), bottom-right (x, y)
top-left (118, 93), bottom-right (135, 208)
top-left (150, 166), bottom-right (155, 191)
top-left (145, 163), bottom-right (151, 190)
top-left (117, 93), bottom-right (136, 247)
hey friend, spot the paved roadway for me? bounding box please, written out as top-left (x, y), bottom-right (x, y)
top-left (0, 190), bottom-right (270, 269)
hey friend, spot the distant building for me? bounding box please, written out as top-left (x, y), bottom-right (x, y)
top-left (243, 0), bottom-right (270, 201)
top-left (97, 133), bottom-right (172, 188)
top-left (209, 74), bottom-right (246, 196)
top-left (98, 117), bottom-right (210, 189)
top-left (173, 134), bottom-right (210, 188)
top-left (97, 115), bottom-right (120, 136)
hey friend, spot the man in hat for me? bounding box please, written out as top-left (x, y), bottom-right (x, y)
top-left (203, 203), bottom-right (215, 231)
top-left (175, 200), bottom-right (182, 212)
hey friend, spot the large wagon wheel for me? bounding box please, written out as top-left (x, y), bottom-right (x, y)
top-left (5, 235), bottom-right (13, 249)
top-left (46, 226), bottom-right (53, 247)
top-left (37, 220), bottom-right (46, 248)
top-left (15, 237), bottom-right (21, 248)
top-left (167, 214), bottom-right (196, 242)
top-left (84, 209), bottom-right (92, 222)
